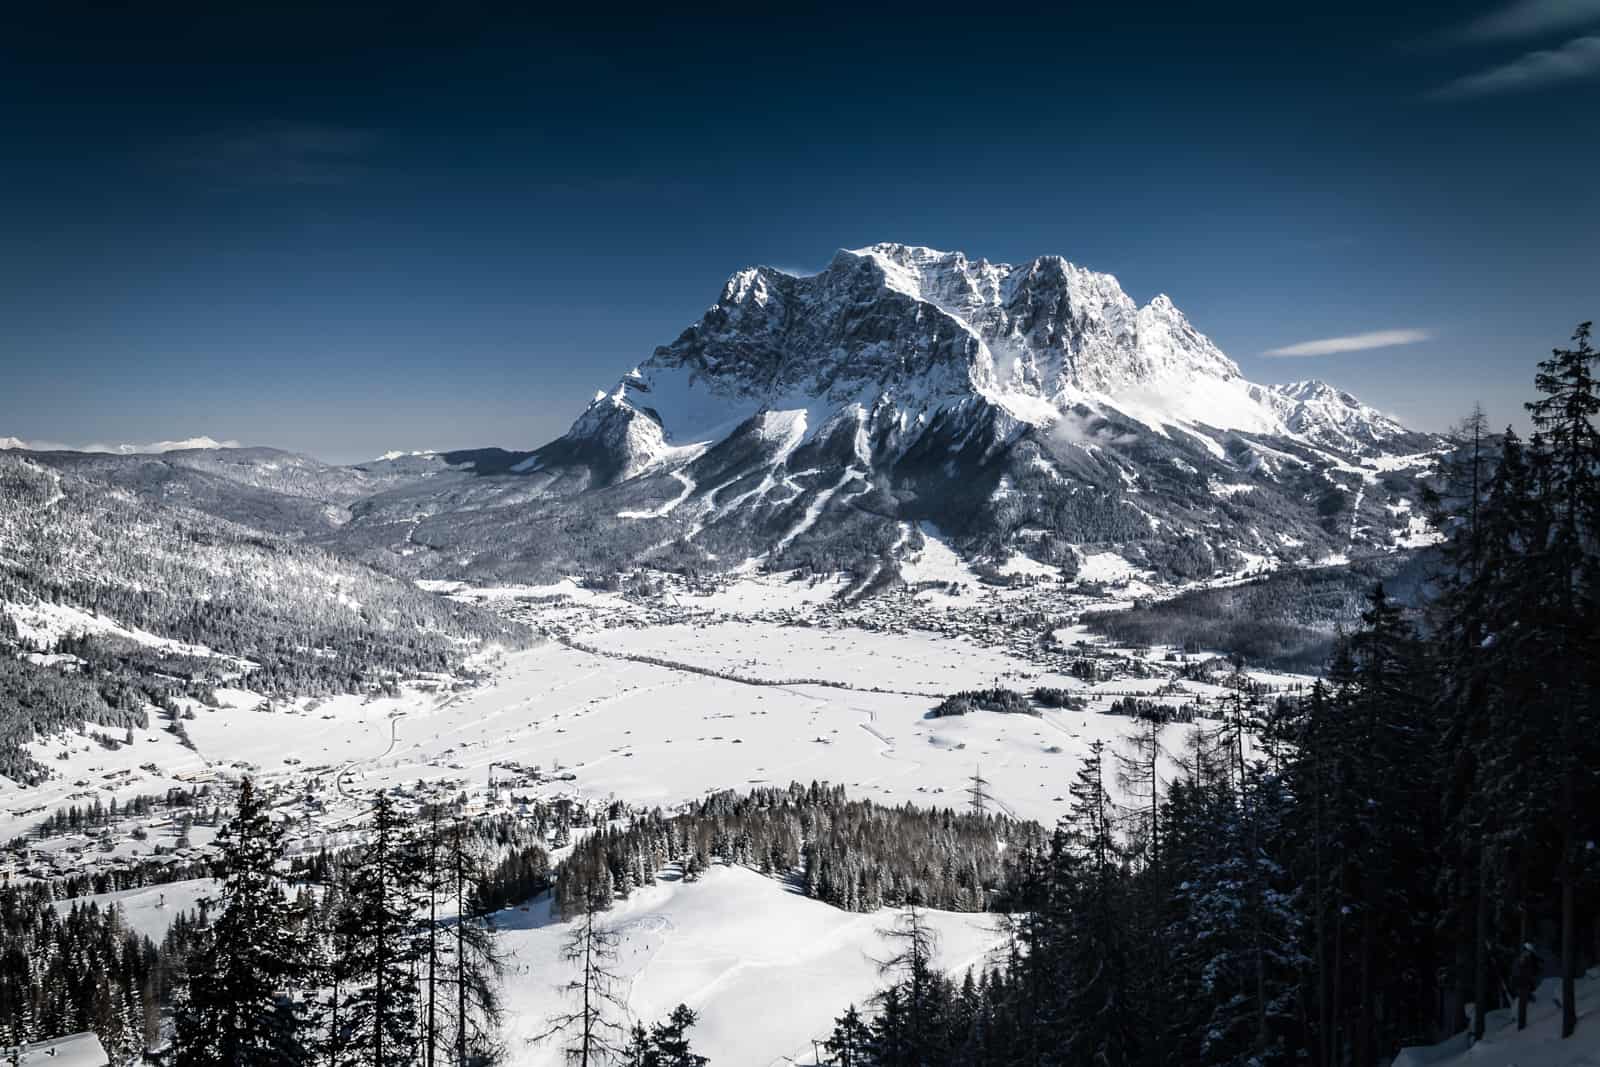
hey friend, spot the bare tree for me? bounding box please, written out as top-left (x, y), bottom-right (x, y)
top-left (415, 806), bottom-right (507, 1066)
top-left (538, 889), bottom-right (627, 1066)
top-left (446, 815), bottom-right (507, 1066)
top-left (873, 902), bottom-right (941, 1057)
top-left (1115, 715), bottom-right (1167, 874)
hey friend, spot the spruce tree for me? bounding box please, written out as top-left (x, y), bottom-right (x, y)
top-left (1523, 321), bottom-right (1599, 1040)
top-left (824, 1005), bottom-right (873, 1067)
top-left (622, 1022), bottom-right (657, 1067)
top-left (339, 792), bottom-right (428, 1067)
top-left (170, 777), bottom-right (310, 1066)
top-left (1049, 741), bottom-right (1141, 1067)
top-left (648, 1004), bottom-right (707, 1067)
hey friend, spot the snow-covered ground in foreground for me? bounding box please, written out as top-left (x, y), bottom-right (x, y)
top-left (500, 865), bottom-right (1003, 1067)
top-left (1395, 968), bottom-right (1600, 1067)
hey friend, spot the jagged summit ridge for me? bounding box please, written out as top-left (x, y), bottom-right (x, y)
top-left (547, 242), bottom-right (1407, 483)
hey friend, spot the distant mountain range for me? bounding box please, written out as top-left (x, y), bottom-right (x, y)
top-left (4, 244), bottom-right (1445, 586)
top-left (0, 435), bottom-right (239, 454)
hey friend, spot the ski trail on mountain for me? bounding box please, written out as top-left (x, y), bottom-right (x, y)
top-left (618, 470), bottom-right (695, 519)
top-left (774, 470), bottom-right (861, 554)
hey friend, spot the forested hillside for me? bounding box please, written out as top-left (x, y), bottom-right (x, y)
top-left (826, 323), bottom-right (1600, 1066)
top-left (1083, 552), bottom-right (1431, 670)
top-left (0, 455), bottom-right (530, 782)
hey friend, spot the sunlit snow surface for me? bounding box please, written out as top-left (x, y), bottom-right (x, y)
top-left (6, 566), bottom-right (1312, 1064)
top-left (500, 865), bottom-right (1002, 1067)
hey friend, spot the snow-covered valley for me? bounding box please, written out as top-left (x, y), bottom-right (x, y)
top-left (2, 558), bottom-right (1312, 1065)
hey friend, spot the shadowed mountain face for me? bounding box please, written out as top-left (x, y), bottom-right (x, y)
top-left (9, 245), bottom-right (1444, 584)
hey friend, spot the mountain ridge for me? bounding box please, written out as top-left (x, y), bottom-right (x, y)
top-left (8, 244), bottom-right (1445, 586)
top-left (531, 242), bottom-right (1419, 488)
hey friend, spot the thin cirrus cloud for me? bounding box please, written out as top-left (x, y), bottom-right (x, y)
top-left (1262, 329), bottom-right (1433, 358)
top-left (1431, 34), bottom-right (1600, 98)
top-left (1447, 0), bottom-right (1600, 43)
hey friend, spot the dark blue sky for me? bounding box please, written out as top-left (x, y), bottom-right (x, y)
top-left (3, 2), bottom-right (1596, 461)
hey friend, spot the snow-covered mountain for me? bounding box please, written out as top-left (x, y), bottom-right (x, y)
top-left (0, 434), bottom-right (240, 454)
top-left (15, 245), bottom-right (1444, 586)
top-left (325, 243), bottom-right (1438, 583)
top-left (528, 242), bottom-right (1416, 487)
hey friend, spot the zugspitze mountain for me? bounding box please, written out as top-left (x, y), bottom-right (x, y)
top-left (552, 242), bottom-right (1411, 476)
top-left (328, 244), bottom-right (1442, 583)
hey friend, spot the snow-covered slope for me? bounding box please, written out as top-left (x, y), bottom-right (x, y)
top-left (500, 865), bottom-right (1002, 1067)
top-left (1255, 379), bottom-right (1411, 452)
top-left (1395, 968), bottom-right (1600, 1067)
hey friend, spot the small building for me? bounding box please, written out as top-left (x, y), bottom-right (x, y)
top-left (11, 1032), bottom-right (111, 1066)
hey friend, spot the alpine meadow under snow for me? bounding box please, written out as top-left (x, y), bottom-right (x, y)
top-left (2, 246), bottom-right (1596, 1067)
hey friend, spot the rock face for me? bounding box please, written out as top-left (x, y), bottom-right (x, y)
top-left (528, 243), bottom-right (1418, 488)
top-left (103, 243), bottom-right (1430, 585)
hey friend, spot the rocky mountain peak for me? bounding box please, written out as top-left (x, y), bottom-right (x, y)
top-left (533, 243), bottom-right (1427, 516)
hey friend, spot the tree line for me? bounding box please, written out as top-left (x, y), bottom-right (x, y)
top-left (552, 782), bottom-right (1042, 919)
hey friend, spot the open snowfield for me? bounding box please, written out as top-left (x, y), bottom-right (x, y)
top-left (583, 620), bottom-right (1076, 695)
top-left (499, 865), bottom-right (1004, 1067)
top-left (163, 634), bottom-right (1241, 830)
top-left (7, 595), bottom-right (1300, 846)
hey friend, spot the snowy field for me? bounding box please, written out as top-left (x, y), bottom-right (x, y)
top-left (6, 594), bottom-right (1302, 843)
top-left (583, 620), bottom-right (1077, 695)
top-left (166, 638), bottom-right (1233, 829)
top-left (499, 865), bottom-right (1004, 1067)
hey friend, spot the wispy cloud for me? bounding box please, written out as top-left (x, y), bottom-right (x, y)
top-left (1263, 329), bottom-right (1432, 358)
top-left (165, 121), bottom-right (379, 186)
top-left (1449, 0), bottom-right (1600, 43)
top-left (1430, 35), bottom-right (1600, 97)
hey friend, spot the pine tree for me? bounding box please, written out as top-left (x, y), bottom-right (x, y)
top-left (1048, 740), bottom-right (1141, 1067)
top-left (648, 1004), bottom-right (707, 1067)
top-left (170, 777), bottom-right (310, 1066)
top-left (1523, 321), bottom-right (1599, 1040)
top-left (622, 1022), bottom-right (658, 1067)
top-left (824, 1005), bottom-right (874, 1067)
top-left (339, 792), bottom-right (428, 1067)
